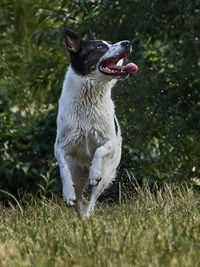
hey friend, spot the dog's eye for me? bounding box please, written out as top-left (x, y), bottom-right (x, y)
top-left (107, 41), bottom-right (112, 44)
top-left (97, 45), bottom-right (103, 49)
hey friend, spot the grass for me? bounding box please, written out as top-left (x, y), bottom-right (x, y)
top-left (0, 184), bottom-right (200, 267)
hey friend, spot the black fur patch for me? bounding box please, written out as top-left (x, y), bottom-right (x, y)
top-left (70, 40), bottom-right (109, 76)
top-left (114, 117), bottom-right (118, 135)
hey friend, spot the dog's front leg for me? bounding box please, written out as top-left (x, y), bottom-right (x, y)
top-left (89, 140), bottom-right (113, 186)
top-left (56, 146), bottom-right (76, 206)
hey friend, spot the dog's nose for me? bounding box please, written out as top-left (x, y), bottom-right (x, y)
top-left (121, 41), bottom-right (131, 47)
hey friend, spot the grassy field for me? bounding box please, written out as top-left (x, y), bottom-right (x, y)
top-left (0, 184), bottom-right (200, 267)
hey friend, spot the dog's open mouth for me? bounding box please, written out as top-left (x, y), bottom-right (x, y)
top-left (99, 53), bottom-right (138, 78)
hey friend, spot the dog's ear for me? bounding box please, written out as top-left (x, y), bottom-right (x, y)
top-left (64, 28), bottom-right (81, 53)
top-left (88, 29), bottom-right (97, 40)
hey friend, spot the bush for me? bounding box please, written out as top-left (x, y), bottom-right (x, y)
top-left (0, 0), bottom-right (199, 198)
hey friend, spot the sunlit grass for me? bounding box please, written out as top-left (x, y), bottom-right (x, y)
top-left (0, 184), bottom-right (200, 267)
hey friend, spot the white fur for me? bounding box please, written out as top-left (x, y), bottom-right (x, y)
top-left (55, 43), bottom-right (124, 217)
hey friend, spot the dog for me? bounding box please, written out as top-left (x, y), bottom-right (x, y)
top-left (54, 28), bottom-right (138, 217)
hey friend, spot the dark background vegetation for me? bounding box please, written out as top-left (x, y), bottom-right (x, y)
top-left (0, 0), bottom-right (200, 199)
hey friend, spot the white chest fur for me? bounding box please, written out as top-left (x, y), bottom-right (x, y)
top-left (55, 66), bottom-right (117, 167)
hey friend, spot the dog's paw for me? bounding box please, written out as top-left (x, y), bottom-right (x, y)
top-left (66, 197), bottom-right (76, 207)
top-left (90, 176), bottom-right (102, 186)
top-left (89, 166), bottom-right (102, 186)
top-left (63, 188), bottom-right (76, 206)
top-left (83, 206), bottom-right (94, 218)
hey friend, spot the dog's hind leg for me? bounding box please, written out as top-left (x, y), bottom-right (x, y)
top-left (74, 178), bottom-right (87, 217)
top-left (85, 140), bottom-right (121, 217)
top-left (83, 183), bottom-right (105, 217)
top-left (84, 170), bottom-right (116, 217)
top-left (70, 160), bottom-right (89, 217)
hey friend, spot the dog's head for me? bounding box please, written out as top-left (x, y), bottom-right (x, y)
top-left (64, 28), bottom-right (138, 80)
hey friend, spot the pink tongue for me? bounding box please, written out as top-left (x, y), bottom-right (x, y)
top-left (122, 63), bottom-right (138, 74)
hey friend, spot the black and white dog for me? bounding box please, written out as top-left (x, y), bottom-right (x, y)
top-left (54, 28), bottom-right (138, 217)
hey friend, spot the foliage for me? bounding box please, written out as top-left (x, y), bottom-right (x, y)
top-left (0, 186), bottom-right (200, 266)
top-left (0, 0), bottom-right (200, 196)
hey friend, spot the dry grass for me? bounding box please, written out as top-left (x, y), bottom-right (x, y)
top-left (0, 184), bottom-right (200, 267)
